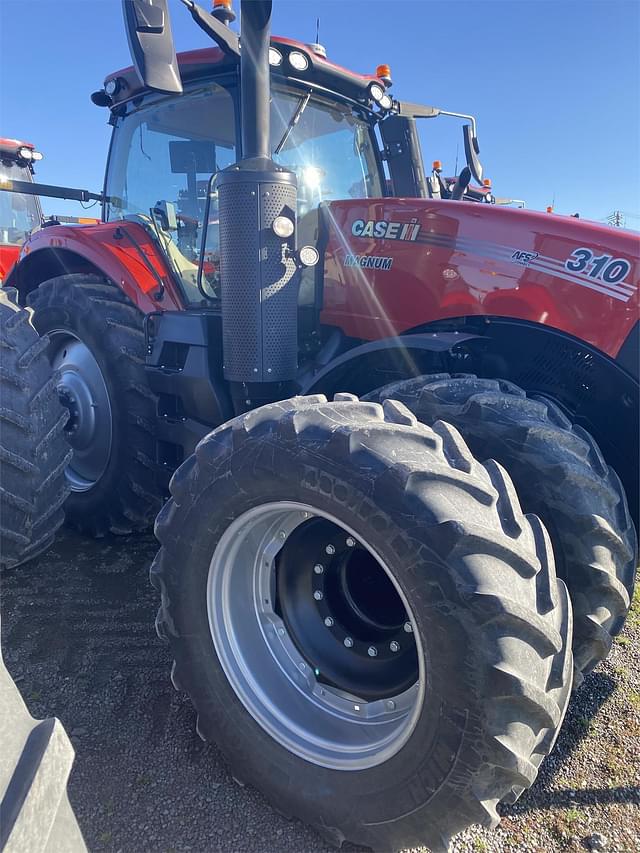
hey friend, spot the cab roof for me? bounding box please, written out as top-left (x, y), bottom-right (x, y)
top-left (101, 36), bottom-right (385, 111)
top-left (0, 137), bottom-right (35, 156)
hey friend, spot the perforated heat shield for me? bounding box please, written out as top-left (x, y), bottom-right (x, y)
top-left (217, 165), bottom-right (298, 384)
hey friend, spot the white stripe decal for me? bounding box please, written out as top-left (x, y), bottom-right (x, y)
top-left (529, 258), bottom-right (636, 297)
top-left (415, 233), bottom-right (636, 299)
top-left (528, 266), bottom-right (631, 302)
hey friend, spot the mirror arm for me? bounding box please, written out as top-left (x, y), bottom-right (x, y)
top-left (436, 110), bottom-right (477, 140)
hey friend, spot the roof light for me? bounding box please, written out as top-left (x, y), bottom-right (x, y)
top-left (379, 93), bottom-right (393, 110)
top-left (482, 178), bottom-right (492, 187)
top-left (213, 0), bottom-right (232, 7)
top-left (369, 83), bottom-right (385, 103)
top-left (546, 206), bottom-right (554, 213)
top-left (288, 51), bottom-right (309, 71)
top-left (17, 146), bottom-right (33, 161)
top-left (105, 78), bottom-right (120, 97)
top-left (31, 151), bottom-right (43, 161)
top-left (432, 160), bottom-right (442, 171)
top-left (268, 47), bottom-right (283, 66)
top-left (376, 64), bottom-right (392, 85)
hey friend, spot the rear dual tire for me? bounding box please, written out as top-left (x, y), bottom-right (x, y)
top-left (152, 394), bottom-right (573, 851)
top-left (369, 374), bottom-right (637, 686)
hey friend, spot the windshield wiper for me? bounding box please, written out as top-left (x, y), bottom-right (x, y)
top-left (274, 93), bottom-right (311, 155)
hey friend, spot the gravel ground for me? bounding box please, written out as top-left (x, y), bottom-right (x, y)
top-left (1, 528), bottom-right (638, 853)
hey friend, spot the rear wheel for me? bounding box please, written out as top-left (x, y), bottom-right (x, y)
top-left (152, 394), bottom-right (572, 851)
top-left (0, 289), bottom-right (70, 568)
top-left (28, 274), bottom-right (164, 536)
top-left (369, 374), bottom-right (637, 687)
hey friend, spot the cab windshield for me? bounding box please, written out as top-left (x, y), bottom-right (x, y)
top-left (270, 88), bottom-right (383, 214)
top-left (0, 160), bottom-right (41, 245)
top-left (104, 82), bottom-right (382, 303)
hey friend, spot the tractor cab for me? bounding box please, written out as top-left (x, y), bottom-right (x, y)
top-left (100, 40), bottom-right (391, 306)
top-left (102, 58), bottom-right (383, 304)
top-left (98, 30), bottom-right (482, 308)
top-left (0, 139), bottom-right (43, 279)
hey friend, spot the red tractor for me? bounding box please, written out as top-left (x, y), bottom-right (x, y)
top-left (0, 138), bottom-right (100, 282)
top-left (3, 1), bottom-right (637, 849)
top-left (0, 139), bottom-right (44, 282)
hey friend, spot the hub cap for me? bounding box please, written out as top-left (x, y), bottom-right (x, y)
top-left (207, 502), bottom-right (424, 770)
top-left (49, 331), bottom-right (112, 492)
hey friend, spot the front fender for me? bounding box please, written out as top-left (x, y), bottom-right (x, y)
top-left (10, 222), bottom-right (184, 312)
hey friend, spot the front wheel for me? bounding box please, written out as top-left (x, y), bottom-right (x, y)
top-left (152, 394), bottom-right (573, 851)
top-left (28, 274), bottom-right (164, 536)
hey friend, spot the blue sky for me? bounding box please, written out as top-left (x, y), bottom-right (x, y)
top-left (1, 0), bottom-right (638, 224)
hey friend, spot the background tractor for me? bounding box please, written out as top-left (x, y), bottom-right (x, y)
top-left (2, 0), bottom-right (638, 849)
top-left (0, 138), bottom-right (99, 286)
top-left (0, 139), bottom-right (43, 283)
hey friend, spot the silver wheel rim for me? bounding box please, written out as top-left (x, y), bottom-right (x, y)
top-left (49, 330), bottom-right (113, 492)
top-left (207, 501), bottom-right (425, 770)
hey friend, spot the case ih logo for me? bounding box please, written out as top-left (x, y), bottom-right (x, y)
top-left (511, 250), bottom-right (539, 266)
top-left (351, 219), bottom-right (421, 241)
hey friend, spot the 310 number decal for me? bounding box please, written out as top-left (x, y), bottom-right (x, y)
top-left (565, 248), bottom-right (631, 285)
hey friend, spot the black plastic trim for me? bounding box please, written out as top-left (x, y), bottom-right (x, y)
top-left (617, 321), bottom-right (639, 380)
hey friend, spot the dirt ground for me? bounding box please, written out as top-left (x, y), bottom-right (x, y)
top-left (1, 528), bottom-right (638, 853)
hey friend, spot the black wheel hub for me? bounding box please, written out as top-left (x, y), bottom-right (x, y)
top-left (57, 385), bottom-right (80, 433)
top-left (276, 518), bottom-right (418, 700)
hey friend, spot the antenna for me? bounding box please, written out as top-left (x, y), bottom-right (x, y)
top-left (316, 16), bottom-right (320, 45)
top-left (454, 143), bottom-right (459, 176)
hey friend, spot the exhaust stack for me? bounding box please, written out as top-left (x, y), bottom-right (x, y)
top-left (217, 0), bottom-right (299, 412)
top-left (240, 1), bottom-right (271, 160)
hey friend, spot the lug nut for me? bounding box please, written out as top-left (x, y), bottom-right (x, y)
top-left (278, 531), bottom-right (286, 540)
top-left (346, 537), bottom-right (356, 548)
top-left (403, 622), bottom-right (413, 633)
top-left (390, 641), bottom-right (400, 653)
top-left (314, 563), bottom-right (324, 574)
top-left (325, 544), bottom-right (336, 555)
top-left (386, 700), bottom-right (396, 711)
top-left (344, 637), bottom-right (354, 648)
top-left (367, 646), bottom-right (378, 657)
top-left (324, 616), bottom-right (334, 627)
top-left (313, 590), bottom-right (323, 601)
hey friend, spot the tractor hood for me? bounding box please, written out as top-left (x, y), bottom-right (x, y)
top-left (320, 198), bottom-right (639, 361)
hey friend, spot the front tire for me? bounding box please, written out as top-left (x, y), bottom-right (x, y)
top-left (28, 274), bottom-right (164, 536)
top-left (152, 394), bottom-right (572, 851)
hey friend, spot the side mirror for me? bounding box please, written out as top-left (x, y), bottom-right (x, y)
top-left (122, 0), bottom-right (183, 94)
top-left (462, 125), bottom-right (483, 185)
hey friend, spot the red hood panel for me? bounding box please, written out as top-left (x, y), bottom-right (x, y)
top-left (321, 199), bottom-right (639, 358)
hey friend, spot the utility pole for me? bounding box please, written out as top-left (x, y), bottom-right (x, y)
top-left (607, 210), bottom-right (625, 227)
